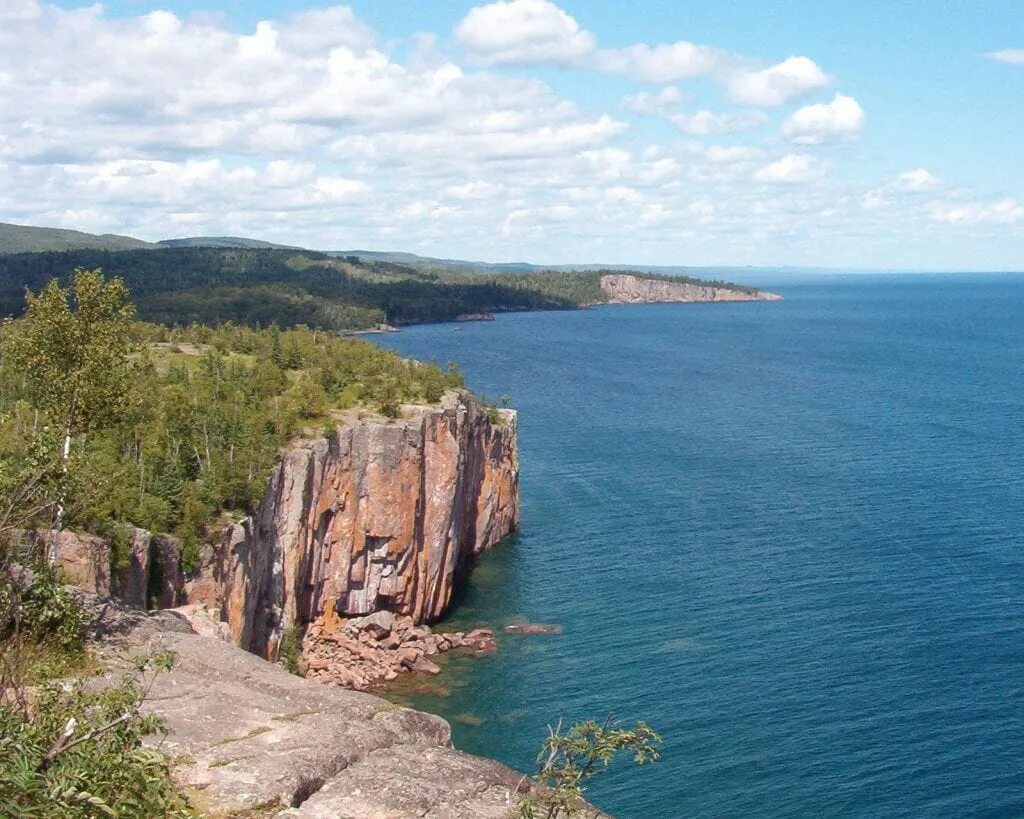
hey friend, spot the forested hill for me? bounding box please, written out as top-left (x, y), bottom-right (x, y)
top-left (0, 247), bottom-right (581, 329)
top-left (0, 246), bottom-right (766, 331)
top-left (0, 221), bottom-right (156, 254)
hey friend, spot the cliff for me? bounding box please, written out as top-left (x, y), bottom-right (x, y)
top-left (197, 391), bottom-right (518, 659)
top-left (54, 391), bottom-right (518, 663)
top-left (600, 273), bottom-right (781, 304)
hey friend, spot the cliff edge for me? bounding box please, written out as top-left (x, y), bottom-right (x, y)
top-left (600, 273), bottom-right (781, 304)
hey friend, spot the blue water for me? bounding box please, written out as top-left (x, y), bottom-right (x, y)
top-left (374, 274), bottom-right (1024, 818)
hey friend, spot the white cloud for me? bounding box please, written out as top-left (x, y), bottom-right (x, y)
top-left (782, 93), bottom-right (864, 143)
top-left (754, 154), bottom-right (823, 183)
top-left (622, 86), bottom-right (685, 115)
top-left (0, 0), bottom-right (40, 22)
top-left (455, 0), bottom-right (595, 65)
top-left (443, 180), bottom-right (504, 200)
top-left (594, 41), bottom-right (731, 83)
top-left (726, 56), bottom-right (830, 106)
top-left (0, 1), bottom-right (1016, 268)
top-left (931, 198), bottom-right (1024, 225)
top-left (706, 145), bottom-right (764, 164)
top-left (984, 49), bottom-right (1024, 65)
top-left (670, 109), bottom-right (768, 135)
top-left (894, 168), bottom-right (943, 192)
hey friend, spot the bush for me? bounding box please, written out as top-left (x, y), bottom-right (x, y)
top-left (0, 652), bottom-right (193, 818)
top-left (277, 626), bottom-right (305, 676)
top-left (4, 566), bottom-right (84, 655)
top-left (517, 718), bottom-right (661, 818)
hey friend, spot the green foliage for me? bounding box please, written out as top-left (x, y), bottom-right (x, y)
top-left (0, 652), bottom-right (193, 818)
top-left (517, 718), bottom-right (662, 818)
top-left (0, 416), bottom-right (62, 537)
top-left (0, 222), bottom-right (154, 255)
top-left (277, 626), bottom-right (305, 676)
top-left (0, 248), bottom-right (575, 330)
top-left (7, 566), bottom-right (85, 655)
top-left (6, 268), bottom-right (139, 437)
top-left (0, 275), bottom-right (467, 574)
top-left (0, 248), bottom-right (762, 334)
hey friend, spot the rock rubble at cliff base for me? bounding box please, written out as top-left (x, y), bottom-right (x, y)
top-left (302, 610), bottom-right (497, 691)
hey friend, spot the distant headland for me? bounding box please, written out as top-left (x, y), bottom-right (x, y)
top-left (0, 221), bottom-right (782, 331)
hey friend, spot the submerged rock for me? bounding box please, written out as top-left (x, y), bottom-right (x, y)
top-left (504, 623), bottom-right (562, 635)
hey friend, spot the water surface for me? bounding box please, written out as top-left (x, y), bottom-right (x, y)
top-left (375, 274), bottom-right (1024, 818)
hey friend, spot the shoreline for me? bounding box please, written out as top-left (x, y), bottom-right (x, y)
top-left (348, 290), bottom-right (783, 334)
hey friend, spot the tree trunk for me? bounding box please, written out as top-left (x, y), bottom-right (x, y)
top-left (47, 427), bottom-right (72, 564)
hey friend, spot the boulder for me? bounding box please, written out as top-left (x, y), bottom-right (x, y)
top-left (352, 609), bottom-right (397, 638)
top-left (411, 656), bottom-right (442, 675)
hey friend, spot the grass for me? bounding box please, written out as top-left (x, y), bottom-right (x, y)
top-left (210, 725), bottom-right (273, 746)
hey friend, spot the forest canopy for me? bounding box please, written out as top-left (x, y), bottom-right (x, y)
top-left (0, 269), bottom-right (465, 575)
top-left (0, 247), bottom-right (758, 332)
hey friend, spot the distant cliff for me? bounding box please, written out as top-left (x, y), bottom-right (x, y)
top-left (600, 273), bottom-right (782, 304)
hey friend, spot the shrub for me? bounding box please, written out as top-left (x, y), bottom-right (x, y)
top-left (0, 652), bottom-right (193, 818)
top-left (277, 626), bottom-right (305, 676)
top-left (517, 718), bottom-right (661, 818)
top-left (5, 566), bottom-right (84, 655)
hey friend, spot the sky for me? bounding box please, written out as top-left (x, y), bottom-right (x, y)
top-left (1, 0), bottom-right (1022, 269)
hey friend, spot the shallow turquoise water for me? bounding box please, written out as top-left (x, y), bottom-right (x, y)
top-left (375, 274), bottom-right (1024, 817)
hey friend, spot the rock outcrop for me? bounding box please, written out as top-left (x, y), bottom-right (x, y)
top-left (82, 597), bottom-right (537, 818)
top-left (189, 390), bottom-right (517, 660)
top-left (31, 528), bottom-right (181, 609)
top-left (599, 273), bottom-right (781, 304)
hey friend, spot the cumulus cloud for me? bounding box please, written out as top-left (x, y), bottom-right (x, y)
top-left (0, 2), bottom-right (623, 164)
top-left (894, 168), bottom-right (943, 192)
top-left (782, 93), bottom-right (864, 143)
top-left (0, 0), bottom-right (1016, 267)
top-left (726, 56), bottom-right (830, 106)
top-left (454, 0), bottom-right (595, 65)
top-left (622, 86), bottom-right (686, 115)
top-left (931, 198), bottom-right (1024, 225)
top-left (705, 145), bottom-right (764, 164)
top-left (594, 41), bottom-right (731, 83)
top-left (670, 109), bottom-right (769, 135)
top-left (984, 49), bottom-right (1024, 65)
top-left (754, 154), bottom-right (823, 183)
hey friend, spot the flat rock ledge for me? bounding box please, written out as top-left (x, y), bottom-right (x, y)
top-left (90, 600), bottom-right (532, 818)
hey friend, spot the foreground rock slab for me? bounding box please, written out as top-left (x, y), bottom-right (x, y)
top-left (99, 606), bottom-right (528, 817)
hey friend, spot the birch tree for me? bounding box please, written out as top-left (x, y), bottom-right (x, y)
top-left (8, 269), bottom-right (138, 561)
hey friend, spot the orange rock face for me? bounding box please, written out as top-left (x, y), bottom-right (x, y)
top-left (192, 392), bottom-right (519, 659)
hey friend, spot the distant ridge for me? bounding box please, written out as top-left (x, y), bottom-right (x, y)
top-left (334, 249), bottom-right (833, 278)
top-left (158, 236), bottom-right (302, 250)
top-left (0, 221), bottom-right (156, 254)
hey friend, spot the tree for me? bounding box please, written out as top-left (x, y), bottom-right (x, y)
top-left (6, 269), bottom-right (139, 560)
top-left (517, 718), bottom-right (662, 818)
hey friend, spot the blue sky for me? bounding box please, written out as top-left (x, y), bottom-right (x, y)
top-left (4, 0), bottom-right (1022, 269)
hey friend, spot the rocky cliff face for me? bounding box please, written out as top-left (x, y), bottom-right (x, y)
top-left (189, 391), bottom-right (518, 659)
top-left (600, 273), bottom-right (782, 304)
